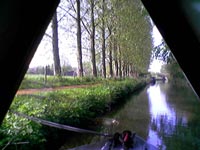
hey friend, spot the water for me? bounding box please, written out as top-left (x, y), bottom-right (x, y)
top-left (147, 83), bottom-right (187, 149)
top-left (62, 80), bottom-right (200, 150)
top-left (98, 81), bottom-right (200, 150)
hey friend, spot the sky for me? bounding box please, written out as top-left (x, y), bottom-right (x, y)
top-left (29, 35), bottom-right (78, 68)
top-left (148, 25), bottom-right (164, 73)
top-left (152, 25), bottom-right (163, 46)
top-left (29, 18), bottom-right (78, 68)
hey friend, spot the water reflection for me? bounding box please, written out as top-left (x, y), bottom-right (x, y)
top-left (147, 83), bottom-right (187, 149)
top-left (63, 81), bottom-right (198, 149)
top-left (147, 84), bottom-right (174, 119)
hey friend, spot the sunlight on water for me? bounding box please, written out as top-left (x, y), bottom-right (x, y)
top-left (147, 85), bottom-right (175, 119)
top-left (147, 84), bottom-right (176, 149)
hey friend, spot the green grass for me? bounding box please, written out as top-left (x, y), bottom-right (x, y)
top-left (19, 74), bottom-right (103, 89)
top-left (0, 78), bottom-right (146, 150)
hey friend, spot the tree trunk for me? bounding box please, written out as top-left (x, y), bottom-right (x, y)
top-left (52, 11), bottom-right (61, 76)
top-left (90, 0), bottom-right (97, 77)
top-left (109, 38), bottom-right (113, 78)
top-left (102, 32), bottom-right (106, 78)
top-left (122, 62), bottom-right (126, 77)
top-left (118, 46), bottom-right (122, 78)
top-left (76, 0), bottom-right (84, 77)
top-left (127, 64), bottom-right (130, 77)
top-left (101, 0), bottom-right (106, 78)
top-left (114, 40), bottom-right (118, 77)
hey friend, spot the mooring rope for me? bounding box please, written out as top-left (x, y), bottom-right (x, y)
top-left (10, 110), bottom-right (113, 138)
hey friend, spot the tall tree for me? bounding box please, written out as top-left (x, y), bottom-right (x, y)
top-left (76, 0), bottom-right (84, 77)
top-left (101, 0), bottom-right (106, 78)
top-left (52, 11), bottom-right (61, 76)
top-left (78, 0), bottom-right (98, 77)
top-left (61, 0), bottom-right (84, 77)
top-left (90, 0), bottom-right (97, 77)
top-left (108, 36), bottom-right (113, 77)
top-left (110, 0), bottom-right (153, 77)
top-left (55, 0), bottom-right (153, 78)
top-left (114, 41), bottom-right (119, 77)
top-left (106, 4), bottom-right (115, 78)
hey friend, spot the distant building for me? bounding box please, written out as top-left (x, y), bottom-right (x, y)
top-left (64, 71), bottom-right (77, 77)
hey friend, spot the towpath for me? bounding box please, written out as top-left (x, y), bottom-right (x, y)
top-left (16, 84), bottom-right (97, 95)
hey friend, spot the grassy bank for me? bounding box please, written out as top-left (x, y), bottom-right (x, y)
top-left (0, 78), bottom-right (146, 150)
top-left (19, 75), bottom-right (103, 89)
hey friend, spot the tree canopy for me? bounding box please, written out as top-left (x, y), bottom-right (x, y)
top-left (30, 0), bottom-right (153, 78)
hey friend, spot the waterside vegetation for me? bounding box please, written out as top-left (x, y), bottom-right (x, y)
top-left (0, 78), bottom-right (147, 150)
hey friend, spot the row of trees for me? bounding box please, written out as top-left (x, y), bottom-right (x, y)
top-left (41, 0), bottom-right (153, 78)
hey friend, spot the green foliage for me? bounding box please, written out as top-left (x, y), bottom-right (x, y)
top-left (0, 79), bottom-right (146, 149)
top-left (159, 83), bottom-right (200, 150)
top-left (19, 74), bottom-right (102, 89)
top-left (163, 61), bottom-right (186, 86)
top-left (163, 122), bottom-right (200, 150)
top-left (111, 0), bottom-right (153, 72)
top-left (0, 95), bottom-right (48, 149)
top-left (153, 40), bottom-right (175, 64)
top-left (168, 62), bottom-right (184, 79)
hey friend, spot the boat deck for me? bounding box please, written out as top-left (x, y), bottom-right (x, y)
top-left (69, 135), bottom-right (158, 150)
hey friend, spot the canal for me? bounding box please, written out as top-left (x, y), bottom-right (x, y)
top-left (61, 80), bottom-right (200, 150)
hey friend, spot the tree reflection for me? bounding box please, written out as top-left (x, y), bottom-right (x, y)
top-left (147, 83), bottom-right (188, 149)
